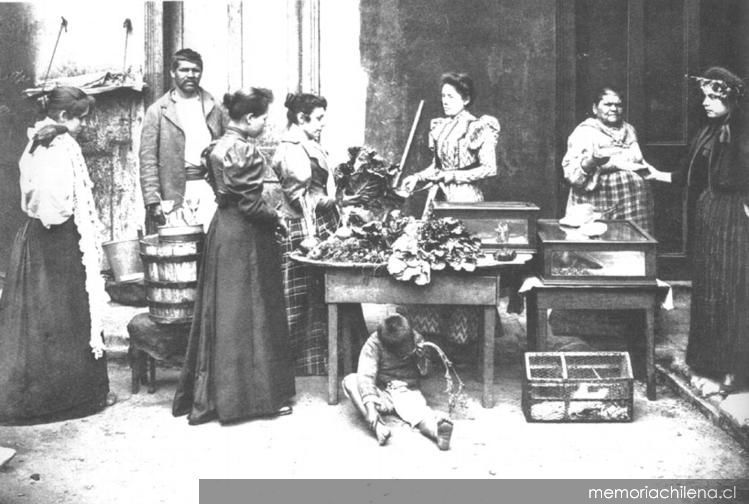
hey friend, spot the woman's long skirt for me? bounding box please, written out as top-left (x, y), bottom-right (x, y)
top-left (172, 206), bottom-right (295, 424)
top-left (687, 189), bottom-right (749, 382)
top-left (0, 217), bottom-right (109, 425)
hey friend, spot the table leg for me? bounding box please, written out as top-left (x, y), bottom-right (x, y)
top-left (482, 306), bottom-right (495, 408)
top-left (645, 304), bottom-right (656, 400)
top-left (342, 308), bottom-right (353, 376)
top-left (526, 292), bottom-right (537, 351)
top-left (536, 302), bottom-right (549, 352)
top-left (328, 303), bottom-right (339, 405)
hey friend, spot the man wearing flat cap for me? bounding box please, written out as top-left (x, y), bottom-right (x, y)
top-left (139, 48), bottom-right (226, 233)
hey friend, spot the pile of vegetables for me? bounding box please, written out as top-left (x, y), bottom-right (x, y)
top-left (306, 211), bottom-right (408, 264)
top-left (387, 217), bottom-right (481, 285)
top-left (334, 146), bottom-right (405, 220)
top-left (303, 211), bottom-right (484, 285)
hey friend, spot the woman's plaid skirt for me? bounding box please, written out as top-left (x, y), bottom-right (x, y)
top-left (279, 208), bottom-right (339, 376)
top-left (568, 170), bottom-right (654, 233)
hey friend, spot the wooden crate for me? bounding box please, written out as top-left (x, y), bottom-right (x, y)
top-left (522, 351), bottom-right (634, 422)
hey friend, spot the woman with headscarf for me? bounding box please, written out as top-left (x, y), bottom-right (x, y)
top-left (0, 87), bottom-right (114, 424)
top-left (648, 67), bottom-right (749, 396)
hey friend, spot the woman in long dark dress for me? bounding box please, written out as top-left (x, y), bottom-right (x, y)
top-left (173, 88), bottom-right (295, 425)
top-left (648, 67), bottom-right (749, 396)
top-left (0, 87), bottom-right (112, 424)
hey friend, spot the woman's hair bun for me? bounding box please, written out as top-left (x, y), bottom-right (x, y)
top-left (223, 92), bottom-right (234, 109)
top-left (36, 93), bottom-right (50, 113)
top-left (284, 92), bottom-right (296, 108)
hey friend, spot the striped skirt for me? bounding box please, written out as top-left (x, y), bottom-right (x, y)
top-left (687, 188), bottom-right (749, 381)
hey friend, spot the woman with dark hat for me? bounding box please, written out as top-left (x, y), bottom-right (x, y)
top-left (648, 67), bottom-right (749, 397)
top-left (0, 86), bottom-right (114, 424)
top-left (173, 88), bottom-right (295, 425)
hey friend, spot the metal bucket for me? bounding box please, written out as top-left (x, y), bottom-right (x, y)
top-left (140, 231), bottom-right (204, 324)
top-left (102, 238), bottom-right (144, 283)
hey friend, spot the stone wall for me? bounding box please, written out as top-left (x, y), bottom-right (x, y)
top-left (78, 90), bottom-right (145, 256)
top-left (0, 4), bottom-right (145, 272)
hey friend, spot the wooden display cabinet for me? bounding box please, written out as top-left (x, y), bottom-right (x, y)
top-left (431, 201), bottom-right (540, 255)
top-left (536, 219), bottom-right (657, 285)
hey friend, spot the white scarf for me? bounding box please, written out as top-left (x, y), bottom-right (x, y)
top-left (67, 134), bottom-right (107, 358)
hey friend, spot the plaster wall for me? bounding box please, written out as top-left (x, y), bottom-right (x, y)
top-left (0, 3), bottom-right (37, 273)
top-left (359, 0), bottom-right (559, 216)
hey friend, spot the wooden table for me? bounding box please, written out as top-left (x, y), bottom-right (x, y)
top-left (525, 279), bottom-right (659, 400)
top-left (325, 269), bottom-right (504, 408)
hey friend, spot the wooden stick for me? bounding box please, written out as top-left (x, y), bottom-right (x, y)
top-left (393, 99), bottom-right (424, 188)
top-left (420, 183), bottom-right (440, 220)
top-left (42, 17), bottom-right (68, 88)
top-left (122, 19), bottom-right (133, 73)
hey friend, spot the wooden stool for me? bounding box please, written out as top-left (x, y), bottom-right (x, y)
top-left (526, 280), bottom-right (659, 400)
top-left (127, 312), bottom-right (189, 393)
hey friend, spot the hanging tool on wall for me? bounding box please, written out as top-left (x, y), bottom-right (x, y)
top-left (122, 18), bottom-right (132, 74)
top-left (42, 16), bottom-right (68, 90)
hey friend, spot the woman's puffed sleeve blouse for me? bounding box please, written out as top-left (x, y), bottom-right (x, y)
top-left (424, 112), bottom-right (500, 184)
top-left (209, 135), bottom-right (278, 224)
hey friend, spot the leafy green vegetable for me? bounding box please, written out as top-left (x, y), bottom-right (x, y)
top-left (303, 211), bottom-right (484, 285)
top-left (334, 146), bottom-right (405, 220)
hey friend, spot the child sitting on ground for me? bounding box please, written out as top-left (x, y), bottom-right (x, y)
top-left (342, 314), bottom-right (454, 450)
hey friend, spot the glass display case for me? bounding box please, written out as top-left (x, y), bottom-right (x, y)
top-left (431, 201), bottom-right (540, 254)
top-left (537, 219), bottom-right (657, 284)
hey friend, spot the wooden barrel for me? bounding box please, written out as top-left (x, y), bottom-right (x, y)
top-left (140, 231), bottom-right (204, 324)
